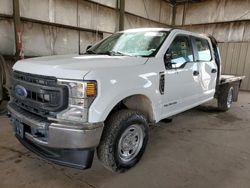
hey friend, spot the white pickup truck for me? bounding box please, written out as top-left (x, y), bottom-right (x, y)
top-left (8, 28), bottom-right (244, 172)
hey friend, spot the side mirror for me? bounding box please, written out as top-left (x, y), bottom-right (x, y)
top-left (86, 45), bottom-right (92, 51)
top-left (164, 53), bottom-right (172, 69)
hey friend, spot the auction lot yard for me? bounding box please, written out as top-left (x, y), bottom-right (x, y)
top-left (0, 92), bottom-right (250, 188)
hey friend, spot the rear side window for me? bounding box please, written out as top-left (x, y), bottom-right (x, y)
top-left (194, 38), bottom-right (212, 61)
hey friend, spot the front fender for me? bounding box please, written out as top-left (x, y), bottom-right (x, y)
top-left (89, 91), bottom-right (155, 123)
top-left (85, 65), bottom-right (162, 123)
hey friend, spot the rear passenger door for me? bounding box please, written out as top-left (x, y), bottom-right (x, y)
top-left (161, 35), bottom-right (201, 118)
top-left (192, 37), bottom-right (217, 100)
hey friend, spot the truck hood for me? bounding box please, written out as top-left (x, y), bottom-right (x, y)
top-left (13, 54), bottom-right (148, 80)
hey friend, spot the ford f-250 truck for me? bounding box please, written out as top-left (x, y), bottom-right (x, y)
top-left (8, 28), bottom-right (244, 172)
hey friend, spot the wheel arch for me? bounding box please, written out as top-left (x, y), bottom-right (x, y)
top-left (105, 94), bottom-right (156, 123)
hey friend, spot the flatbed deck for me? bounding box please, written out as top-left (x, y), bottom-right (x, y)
top-left (220, 75), bottom-right (245, 85)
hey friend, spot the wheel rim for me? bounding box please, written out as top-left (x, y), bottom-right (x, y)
top-left (227, 87), bottom-right (233, 108)
top-left (118, 124), bottom-right (144, 162)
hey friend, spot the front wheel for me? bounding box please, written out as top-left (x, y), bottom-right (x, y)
top-left (97, 110), bottom-right (149, 172)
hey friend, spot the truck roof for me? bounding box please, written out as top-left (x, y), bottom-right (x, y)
top-left (121, 28), bottom-right (172, 33)
top-left (121, 27), bottom-right (208, 39)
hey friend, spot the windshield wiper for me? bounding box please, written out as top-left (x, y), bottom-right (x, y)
top-left (102, 51), bottom-right (132, 56)
top-left (85, 50), bottom-right (96, 54)
top-left (85, 50), bottom-right (132, 56)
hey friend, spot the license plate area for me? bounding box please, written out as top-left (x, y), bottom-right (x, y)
top-left (11, 116), bottom-right (47, 142)
top-left (14, 119), bottom-right (24, 138)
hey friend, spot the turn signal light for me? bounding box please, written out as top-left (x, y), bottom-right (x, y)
top-left (86, 82), bottom-right (96, 97)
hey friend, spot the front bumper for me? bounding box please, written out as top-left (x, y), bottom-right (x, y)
top-left (8, 103), bottom-right (104, 169)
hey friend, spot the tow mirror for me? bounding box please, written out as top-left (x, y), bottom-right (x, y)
top-left (164, 53), bottom-right (173, 69)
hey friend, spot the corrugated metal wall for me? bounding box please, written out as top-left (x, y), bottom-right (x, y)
top-left (0, 0), bottom-right (173, 56)
top-left (218, 42), bottom-right (250, 90)
top-left (176, 0), bottom-right (250, 91)
top-left (1, 0), bottom-right (250, 91)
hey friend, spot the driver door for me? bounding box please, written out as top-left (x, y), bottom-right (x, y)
top-left (161, 35), bottom-right (201, 118)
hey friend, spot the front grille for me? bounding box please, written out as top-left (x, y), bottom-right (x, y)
top-left (13, 71), bottom-right (57, 87)
top-left (11, 71), bottom-right (68, 117)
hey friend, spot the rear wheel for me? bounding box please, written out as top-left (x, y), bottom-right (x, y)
top-left (97, 110), bottom-right (149, 172)
top-left (218, 85), bottom-right (234, 112)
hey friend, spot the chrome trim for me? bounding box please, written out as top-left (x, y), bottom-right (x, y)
top-left (8, 102), bottom-right (48, 129)
top-left (24, 123), bottom-right (104, 148)
top-left (25, 133), bottom-right (48, 145)
top-left (46, 124), bottom-right (103, 148)
top-left (47, 117), bottom-right (100, 130)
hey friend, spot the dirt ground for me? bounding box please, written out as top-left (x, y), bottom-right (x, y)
top-left (0, 92), bottom-right (250, 188)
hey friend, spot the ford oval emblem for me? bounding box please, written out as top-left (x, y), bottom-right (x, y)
top-left (15, 85), bottom-right (28, 99)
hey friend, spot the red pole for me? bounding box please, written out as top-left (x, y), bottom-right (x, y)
top-left (13, 0), bottom-right (24, 60)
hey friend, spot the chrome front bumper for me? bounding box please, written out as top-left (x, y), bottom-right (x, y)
top-left (8, 103), bottom-right (104, 149)
top-left (7, 102), bottom-right (104, 169)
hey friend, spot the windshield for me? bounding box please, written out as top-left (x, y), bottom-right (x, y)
top-left (86, 31), bottom-right (169, 57)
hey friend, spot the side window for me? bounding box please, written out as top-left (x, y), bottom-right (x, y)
top-left (166, 35), bottom-right (193, 69)
top-left (194, 38), bottom-right (212, 61)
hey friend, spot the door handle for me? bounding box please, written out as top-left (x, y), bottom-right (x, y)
top-left (193, 71), bottom-right (199, 76)
top-left (211, 68), bottom-right (217, 73)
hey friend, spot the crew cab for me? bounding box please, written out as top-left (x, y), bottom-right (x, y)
top-left (7, 28), bottom-right (244, 172)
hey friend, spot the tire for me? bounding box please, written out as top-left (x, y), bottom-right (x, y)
top-left (0, 87), bottom-right (8, 115)
top-left (0, 100), bottom-right (7, 115)
top-left (217, 85), bottom-right (234, 112)
top-left (97, 110), bottom-right (149, 172)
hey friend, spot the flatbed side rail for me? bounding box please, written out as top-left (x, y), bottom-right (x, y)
top-left (219, 75), bottom-right (245, 85)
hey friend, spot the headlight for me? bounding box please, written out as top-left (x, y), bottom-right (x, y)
top-left (56, 80), bottom-right (97, 123)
